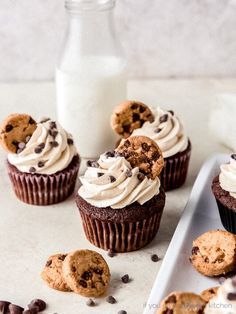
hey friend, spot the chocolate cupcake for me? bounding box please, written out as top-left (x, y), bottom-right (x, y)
top-left (212, 154), bottom-right (236, 234)
top-left (76, 136), bottom-right (166, 252)
top-left (0, 114), bottom-right (80, 205)
top-left (111, 102), bottom-right (191, 191)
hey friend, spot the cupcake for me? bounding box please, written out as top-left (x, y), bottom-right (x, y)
top-left (0, 114), bottom-right (80, 205)
top-left (212, 154), bottom-right (236, 234)
top-left (76, 135), bottom-right (166, 252)
top-left (111, 101), bottom-right (191, 191)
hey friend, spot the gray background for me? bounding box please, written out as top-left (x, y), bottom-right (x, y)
top-left (1, 0), bottom-right (236, 81)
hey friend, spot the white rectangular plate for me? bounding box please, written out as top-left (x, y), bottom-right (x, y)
top-left (144, 153), bottom-right (229, 314)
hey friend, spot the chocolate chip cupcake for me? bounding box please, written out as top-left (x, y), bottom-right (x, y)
top-left (212, 154), bottom-right (236, 234)
top-left (111, 102), bottom-right (191, 191)
top-left (76, 136), bottom-right (166, 252)
top-left (0, 114), bottom-right (80, 205)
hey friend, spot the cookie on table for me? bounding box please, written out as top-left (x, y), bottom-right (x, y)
top-left (0, 113), bottom-right (37, 153)
top-left (156, 291), bottom-right (206, 314)
top-left (116, 135), bottom-right (164, 179)
top-left (189, 230), bottom-right (236, 276)
top-left (62, 250), bottom-right (110, 297)
top-left (111, 100), bottom-right (154, 138)
top-left (200, 286), bottom-right (219, 303)
top-left (41, 254), bottom-right (71, 292)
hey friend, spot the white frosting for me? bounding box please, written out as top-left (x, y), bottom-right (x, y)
top-left (8, 119), bottom-right (77, 175)
top-left (78, 154), bottom-right (161, 209)
top-left (219, 156), bottom-right (236, 198)
top-left (132, 107), bottom-right (188, 158)
top-left (204, 278), bottom-right (236, 314)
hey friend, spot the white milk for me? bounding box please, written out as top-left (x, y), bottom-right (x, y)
top-left (56, 56), bottom-right (127, 158)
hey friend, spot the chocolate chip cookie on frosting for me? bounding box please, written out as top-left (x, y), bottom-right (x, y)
top-left (111, 102), bottom-right (191, 191)
top-left (0, 114), bottom-right (80, 205)
top-left (76, 135), bottom-right (166, 252)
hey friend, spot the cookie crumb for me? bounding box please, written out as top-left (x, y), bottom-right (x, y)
top-left (121, 274), bottom-right (130, 284)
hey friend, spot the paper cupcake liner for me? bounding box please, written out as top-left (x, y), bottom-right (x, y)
top-left (216, 199), bottom-right (236, 234)
top-left (79, 209), bottom-right (164, 252)
top-left (7, 155), bottom-right (80, 205)
top-left (160, 141), bottom-right (191, 191)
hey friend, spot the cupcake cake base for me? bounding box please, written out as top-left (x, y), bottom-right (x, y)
top-left (76, 188), bottom-right (165, 252)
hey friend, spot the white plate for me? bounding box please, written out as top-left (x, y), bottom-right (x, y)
top-left (143, 153), bottom-right (229, 314)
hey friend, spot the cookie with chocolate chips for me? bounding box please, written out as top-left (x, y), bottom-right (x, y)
top-left (157, 292), bottom-right (206, 314)
top-left (116, 136), bottom-right (164, 179)
top-left (111, 100), bottom-right (154, 138)
top-left (41, 253), bottom-right (71, 292)
top-left (200, 286), bottom-right (219, 302)
top-left (0, 114), bottom-right (36, 153)
top-left (62, 250), bottom-right (110, 297)
top-left (189, 230), bottom-right (236, 277)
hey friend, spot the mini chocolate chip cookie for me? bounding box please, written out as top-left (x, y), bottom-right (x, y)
top-left (157, 292), bottom-right (206, 314)
top-left (189, 230), bottom-right (236, 277)
top-left (111, 100), bottom-right (154, 138)
top-left (62, 250), bottom-right (110, 297)
top-left (200, 286), bottom-right (219, 303)
top-left (0, 114), bottom-right (37, 153)
top-left (116, 135), bottom-right (164, 179)
top-left (41, 254), bottom-right (71, 292)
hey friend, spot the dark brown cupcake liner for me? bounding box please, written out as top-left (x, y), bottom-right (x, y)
top-left (216, 200), bottom-right (236, 234)
top-left (7, 155), bottom-right (80, 205)
top-left (160, 141), bottom-right (191, 191)
top-left (78, 206), bottom-right (164, 253)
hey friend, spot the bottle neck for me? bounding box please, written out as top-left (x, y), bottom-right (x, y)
top-left (65, 0), bottom-right (115, 14)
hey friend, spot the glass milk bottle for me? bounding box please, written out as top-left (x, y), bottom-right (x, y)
top-left (56, 0), bottom-right (127, 158)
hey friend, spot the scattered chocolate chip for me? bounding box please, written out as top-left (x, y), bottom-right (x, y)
top-left (67, 138), bottom-right (73, 145)
top-left (123, 125), bottom-right (130, 133)
top-left (25, 136), bottom-right (31, 143)
top-left (154, 128), bottom-right (162, 133)
top-left (5, 124), bottom-right (13, 132)
top-left (126, 170), bottom-right (132, 177)
top-left (49, 141), bottom-right (59, 148)
top-left (34, 147), bottom-right (42, 154)
top-left (40, 118), bottom-right (50, 123)
top-left (168, 110), bottom-right (174, 116)
top-left (165, 294), bottom-right (177, 304)
top-left (131, 103), bottom-right (138, 110)
top-left (137, 173), bottom-right (145, 181)
top-left (192, 246), bottom-right (199, 255)
top-left (151, 254), bottom-right (159, 262)
top-left (97, 172), bottom-right (104, 177)
top-left (227, 292), bottom-right (236, 301)
top-left (159, 114), bottom-right (168, 123)
top-left (82, 271), bottom-right (92, 281)
top-left (231, 154), bottom-right (236, 160)
top-left (9, 304), bottom-right (24, 314)
top-left (109, 175), bottom-right (116, 183)
top-left (29, 117), bottom-right (36, 125)
top-left (49, 121), bottom-right (57, 129)
top-left (118, 310), bottom-right (127, 314)
top-left (79, 279), bottom-right (87, 288)
top-left (124, 140), bottom-right (130, 148)
top-left (105, 150), bottom-right (115, 158)
top-left (29, 167), bottom-right (36, 173)
top-left (121, 274), bottom-right (129, 284)
top-left (38, 161), bottom-right (45, 168)
top-left (107, 249), bottom-right (116, 257)
top-left (12, 140), bottom-right (19, 147)
top-left (23, 309), bottom-right (38, 314)
top-left (46, 260), bottom-right (52, 267)
top-left (106, 296), bottom-right (117, 304)
top-left (38, 143), bottom-right (45, 149)
top-left (0, 301), bottom-right (10, 313)
top-left (58, 254), bottom-right (66, 261)
top-left (86, 299), bottom-right (96, 307)
top-left (151, 151), bottom-right (160, 161)
top-left (87, 160), bottom-right (99, 168)
top-left (132, 113), bottom-right (140, 122)
top-left (141, 143), bottom-right (150, 152)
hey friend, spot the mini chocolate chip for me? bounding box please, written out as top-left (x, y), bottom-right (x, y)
top-left (192, 246), bottom-right (199, 255)
top-left (38, 143), bottom-right (45, 149)
top-left (105, 150), bottom-right (115, 158)
top-left (124, 140), bottom-right (131, 148)
top-left (94, 268), bottom-right (103, 275)
top-left (152, 151), bottom-right (160, 161)
top-left (142, 143), bottom-right (150, 152)
top-left (123, 125), bottom-right (130, 133)
top-left (165, 294), bottom-right (177, 304)
top-left (34, 147), bottom-right (42, 154)
top-left (227, 292), bottom-right (236, 300)
top-left (72, 266), bottom-right (76, 272)
top-left (106, 296), bottom-right (117, 304)
top-left (219, 276), bottom-right (226, 285)
top-left (67, 138), bottom-right (74, 145)
top-left (118, 310), bottom-right (127, 314)
top-left (97, 172), bottom-right (104, 177)
top-left (38, 161), bottom-right (45, 168)
top-left (131, 103), bottom-right (138, 110)
top-left (0, 301), bottom-right (10, 313)
top-left (87, 160), bottom-right (99, 168)
top-left (168, 110), bottom-right (174, 115)
top-left (58, 254), bottom-right (66, 261)
top-left (23, 309), bottom-right (38, 314)
top-left (126, 170), bottom-right (132, 177)
top-left (29, 167), bottom-right (36, 173)
top-left (12, 140), bottom-right (19, 147)
top-left (159, 114), bottom-right (168, 123)
top-left (29, 117), bottom-right (36, 124)
top-left (109, 175), bottom-right (116, 183)
top-left (139, 106), bottom-right (145, 113)
top-left (9, 304), bottom-right (24, 314)
top-left (46, 259), bottom-right (52, 267)
top-left (25, 136), bottom-right (31, 143)
top-left (151, 254), bottom-right (159, 262)
top-left (5, 124), bottom-right (13, 132)
top-left (79, 279), bottom-right (87, 288)
top-left (231, 154), bottom-right (236, 160)
top-left (137, 173), bottom-right (145, 181)
top-left (82, 271), bottom-right (92, 281)
top-left (154, 128), bottom-right (162, 133)
top-left (86, 299), bottom-right (96, 307)
top-left (49, 121), bottom-right (57, 129)
top-left (18, 142), bottom-right (26, 149)
top-left (132, 113), bottom-right (140, 122)
top-left (107, 249), bottom-right (116, 257)
top-left (49, 141), bottom-right (59, 148)
top-left (121, 274), bottom-right (129, 283)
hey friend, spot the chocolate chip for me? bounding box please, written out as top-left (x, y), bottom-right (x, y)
top-left (46, 259), bottom-right (52, 267)
top-left (126, 170), bottom-right (132, 177)
top-left (25, 136), bottom-right (31, 143)
top-left (28, 299), bottom-right (47, 312)
top-left (192, 246), bottom-right (199, 255)
top-left (86, 299), bottom-right (96, 307)
top-left (82, 271), bottom-right (92, 281)
top-left (72, 266), bottom-right (76, 272)
top-left (231, 154), bottom-right (236, 160)
top-left (121, 274), bottom-right (129, 283)
top-left (132, 113), bottom-right (140, 122)
top-left (123, 125), bottom-right (130, 133)
top-left (49, 141), bottom-right (59, 148)
top-left (29, 117), bottom-right (36, 125)
top-left (168, 110), bottom-right (174, 116)
top-left (106, 296), bottom-right (116, 304)
top-left (118, 311), bottom-right (127, 314)
top-left (152, 151), bottom-right (160, 161)
top-left (58, 254), bottom-right (66, 261)
top-left (151, 254), bottom-right (159, 262)
top-left (67, 138), bottom-right (73, 145)
top-left (109, 175), bottom-right (116, 183)
top-left (9, 304), bottom-right (24, 314)
top-left (141, 143), bottom-right (150, 152)
top-left (38, 143), bottom-right (45, 149)
top-left (105, 150), bottom-right (115, 158)
top-left (107, 249), bottom-right (116, 257)
top-left (159, 114), bottom-right (168, 123)
top-left (87, 160), bottom-right (99, 168)
top-left (29, 167), bottom-right (36, 173)
top-left (154, 128), bottom-right (162, 133)
top-left (5, 124), bottom-right (13, 132)
top-left (49, 121), bottom-right (57, 129)
top-left (97, 172), bottom-right (104, 177)
top-left (38, 161), bottom-right (45, 168)
top-left (165, 294), bottom-right (177, 304)
top-left (218, 276), bottom-right (226, 285)
top-left (0, 301), bottom-right (10, 313)
top-left (79, 279), bottom-right (87, 288)
top-left (23, 309), bottom-right (38, 314)
top-left (40, 118), bottom-right (50, 123)
top-left (12, 140), bottom-right (19, 147)
top-left (94, 268), bottom-right (103, 275)
top-left (227, 292), bottom-right (236, 300)
top-left (139, 106), bottom-right (145, 113)
top-left (131, 103), bottom-right (138, 110)
top-left (34, 147), bottom-right (42, 154)
top-left (137, 173), bottom-right (145, 181)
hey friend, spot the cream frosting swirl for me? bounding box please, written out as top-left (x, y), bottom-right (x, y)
top-left (204, 277), bottom-right (236, 313)
top-left (8, 119), bottom-right (77, 175)
top-left (219, 155), bottom-right (236, 198)
top-left (78, 153), bottom-right (161, 209)
top-left (132, 107), bottom-right (188, 158)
